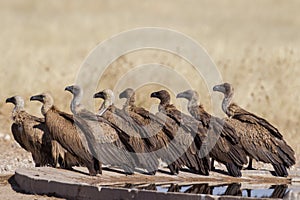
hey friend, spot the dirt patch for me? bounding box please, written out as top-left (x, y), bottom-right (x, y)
top-left (0, 139), bottom-right (64, 199)
top-left (0, 140), bottom-right (34, 174)
top-left (0, 175), bottom-right (12, 185)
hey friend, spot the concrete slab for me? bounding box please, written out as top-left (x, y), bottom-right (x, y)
top-left (14, 167), bottom-right (298, 200)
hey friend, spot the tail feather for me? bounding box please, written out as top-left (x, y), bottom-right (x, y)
top-left (275, 139), bottom-right (296, 167)
top-left (228, 144), bottom-right (248, 166)
top-left (184, 151), bottom-right (210, 176)
top-left (195, 155), bottom-right (210, 175)
top-left (273, 164), bottom-right (288, 177)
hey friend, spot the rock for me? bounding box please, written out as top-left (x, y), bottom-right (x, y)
top-left (4, 165), bottom-right (12, 171)
top-left (4, 134), bottom-right (11, 141)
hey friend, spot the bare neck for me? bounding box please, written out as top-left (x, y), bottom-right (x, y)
top-left (222, 92), bottom-right (233, 116)
top-left (42, 99), bottom-right (54, 115)
top-left (126, 95), bottom-right (135, 107)
top-left (158, 98), bottom-right (170, 112)
top-left (123, 96), bottom-right (135, 112)
top-left (187, 96), bottom-right (199, 110)
top-left (98, 97), bottom-right (114, 116)
top-left (13, 103), bottom-right (24, 113)
top-left (187, 98), bottom-right (210, 121)
top-left (12, 104), bottom-right (25, 121)
top-left (70, 92), bottom-right (83, 115)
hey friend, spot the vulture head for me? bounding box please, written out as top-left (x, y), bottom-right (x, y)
top-left (93, 91), bottom-right (105, 99)
top-left (65, 85), bottom-right (84, 113)
top-left (93, 89), bottom-right (115, 115)
top-left (119, 88), bottom-right (135, 107)
top-left (30, 93), bottom-right (53, 104)
top-left (150, 90), bottom-right (170, 105)
top-left (65, 85), bottom-right (82, 97)
top-left (213, 83), bottom-right (234, 97)
top-left (6, 96), bottom-right (25, 111)
top-left (93, 89), bottom-right (115, 103)
top-left (176, 90), bottom-right (199, 102)
top-left (30, 93), bottom-right (54, 114)
top-left (119, 88), bottom-right (135, 100)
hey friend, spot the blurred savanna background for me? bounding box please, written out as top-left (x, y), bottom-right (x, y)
top-left (0, 0), bottom-right (299, 168)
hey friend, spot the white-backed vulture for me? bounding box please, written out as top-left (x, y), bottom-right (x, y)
top-left (30, 93), bottom-right (100, 176)
top-left (118, 88), bottom-right (207, 175)
top-left (213, 82), bottom-right (295, 177)
top-left (119, 88), bottom-right (188, 175)
top-left (118, 88), bottom-right (157, 148)
top-left (93, 89), bottom-right (159, 174)
top-left (6, 96), bottom-right (53, 167)
top-left (176, 90), bottom-right (248, 177)
top-left (118, 88), bottom-right (174, 155)
top-left (64, 85), bottom-right (137, 174)
top-left (150, 90), bottom-right (211, 175)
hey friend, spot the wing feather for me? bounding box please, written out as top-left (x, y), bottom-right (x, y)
top-left (230, 103), bottom-right (282, 139)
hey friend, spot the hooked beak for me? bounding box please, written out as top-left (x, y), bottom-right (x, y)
top-left (5, 97), bottom-right (14, 104)
top-left (176, 91), bottom-right (188, 99)
top-left (119, 90), bottom-right (127, 99)
top-left (93, 91), bottom-right (105, 99)
top-left (64, 85), bottom-right (74, 93)
top-left (213, 84), bottom-right (225, 93)
top-left (150, 92), bottom-right (158, 98)
top-left (30, 95), bottom-right (43, 102)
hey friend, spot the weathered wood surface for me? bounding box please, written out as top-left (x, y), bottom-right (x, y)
top-left (13, 166), bottom-right (300, 200)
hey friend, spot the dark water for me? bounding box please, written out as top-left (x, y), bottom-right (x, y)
top-left (117, 183), bottom-right (289, 198)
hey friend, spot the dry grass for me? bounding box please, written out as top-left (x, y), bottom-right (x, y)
top-left (0, 0), bottom-right (299, 163)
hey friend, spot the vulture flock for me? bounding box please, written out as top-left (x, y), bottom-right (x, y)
top-left (6, 83), bottom-right (295, 177)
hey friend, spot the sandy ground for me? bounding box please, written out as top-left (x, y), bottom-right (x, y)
top-left (0, 0), bottom-right (299, 199)
top-left (0, 139), bottom-right (65, 199)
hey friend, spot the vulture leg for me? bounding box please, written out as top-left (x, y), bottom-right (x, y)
top-left (225, 163), bottom-right (242, 177)
top-left (246, 158), bottom-right (255, 170)
top-left (93, 157), bottom-right (102, 174)
top-left (168, 163), bottom-right (179, 175)
top-left (35, 163), bottom-right (41, 167)
top-left (211, 158), bottom-right (215, 171)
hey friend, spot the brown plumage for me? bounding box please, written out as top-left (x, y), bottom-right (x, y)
top-left (65, 85), bottom-right (137, 174)
top-left (176, 90), bottom-right (248, 177)
top-left (30, 93), bottom-right (100, 176)
top-left (51, 140), bottom-right (81, 169)
top-left (213, 82), bottom-right (295, 177)
top-left (118, 88), bottom-right (158, 148)
top-left (150, 90), bottom-right (211, 175)
top-left (118, 88), bottom-right (206, 175)
top-left (7, 96), bottom-right (80, 169)
top-left (94, 89), bottom-right (159, 174)
top-left (6, 96), bottom-right (54, 167)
